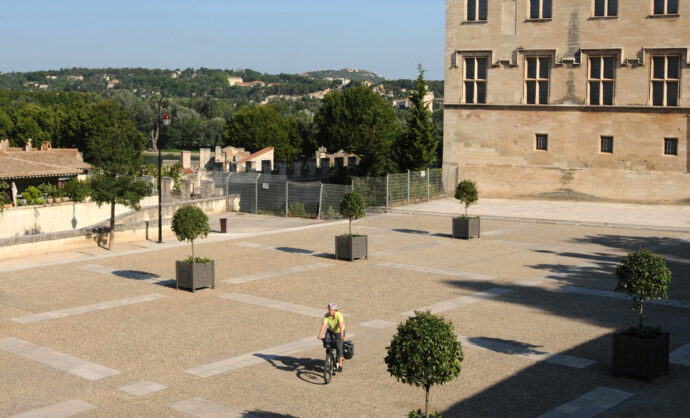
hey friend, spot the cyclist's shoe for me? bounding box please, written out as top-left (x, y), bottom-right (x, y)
top-left (337, 365), bottom-right (343, 372)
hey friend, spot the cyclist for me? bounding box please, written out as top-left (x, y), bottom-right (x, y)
top-left (317, 302), bottom-right (345, 372)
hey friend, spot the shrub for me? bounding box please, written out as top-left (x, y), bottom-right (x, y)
top-left (171, 205), bottom-right (210, 263)
top-left (64, 178), bottom-right (90, 202)
top-left (615, 248), bottom-right (671, 333)
top-left (0, 181), bottom-right (10, 211)
top-left (22, 186), bottom-right (44, 206)
top-left (385, 311), bottom-right (463, 418)
top-left (38, 183), bottom-right (58, 200)
top-left (339, 191), bottom-right (366, 235)
top-left (455, 180), bottom-right (478, 218)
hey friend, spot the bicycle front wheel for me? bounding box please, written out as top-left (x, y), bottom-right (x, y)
top-left (323, 352), bottom-right (333, 384)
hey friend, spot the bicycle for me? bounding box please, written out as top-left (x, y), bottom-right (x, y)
top-left (323, 338), bottom-right (338, 384)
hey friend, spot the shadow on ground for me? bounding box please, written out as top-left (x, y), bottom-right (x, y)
top-left (437, 232), bottom-right (690, 416)
top-left (253, 354), bottom-right (325, 385)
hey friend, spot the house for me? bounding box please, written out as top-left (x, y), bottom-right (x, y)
top-left (314, 146), bottom-right (358, 170)
top-left (234, 147), bottom-right (275, 173)
top-left (227, 76), bottom-right (243, 86)
top-left (444, 0), bottom-right (690, 203)
top-left (0, 139), bottom-right (91, 196)
top-left (237, 81), bottom-right (266, 87)
top-left (107, 79), bottom-right (120, 89)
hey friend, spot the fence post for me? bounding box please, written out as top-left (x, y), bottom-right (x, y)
top-left (427, 168), bottom-right (430, 200)
top-left (255, 175), bottom-right (259, 214)
top-left (317, 183), bottom-right (323, 220)
top-left (386, 174), bottom-right (389, 213)
top-left (285, 181), bottom-right (289, 217)
top-left (407, 170), bottom-right (410, 205)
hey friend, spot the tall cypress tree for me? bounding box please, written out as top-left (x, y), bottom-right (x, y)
top-left (395, 65), bottom-right (438, 171)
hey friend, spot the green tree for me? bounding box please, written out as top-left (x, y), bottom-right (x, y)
top-left (224, 104), bottom-right (300, 162)
top-left (455, 180), bottom-right (478, 218)
top-left (339, 191), bottom-right (366, 235)
top-left (315, 86), bottom-right (398, 176)
top-left (385, 311), bottom-right (463, 418)
top-left (86, 100), bottom-right (151, 250)
top-left (171, 205), bottom-right (210, 262)
top-left (395, 66), bottom-right (438, 171)
top-left (0, 110), bottom-right (13, 140)
top-left (0, 181), bottom-right (11, 212)
top-left (615, 248), bottom-right (671, 332)
top-left (63, 178), bottom-right (90, 202)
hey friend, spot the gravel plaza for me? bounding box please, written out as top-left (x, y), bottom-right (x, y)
top-left (1, 198), bottom-right (690, 417)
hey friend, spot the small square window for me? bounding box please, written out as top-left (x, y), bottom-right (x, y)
top-left (664, 138), bottom-right (678, 155)
top-left (536, 134), bottom-right (548, 151)
top-left (600, 136), bottom-right (613, 153)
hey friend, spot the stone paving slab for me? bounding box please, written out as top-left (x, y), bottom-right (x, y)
top-left (1, 211), bottom-right (689, 416)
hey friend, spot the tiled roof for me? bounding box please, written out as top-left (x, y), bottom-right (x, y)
top-left (236, 147), bottom-right (273, 164)
top-left (0, 149), bottom-right (91, 180)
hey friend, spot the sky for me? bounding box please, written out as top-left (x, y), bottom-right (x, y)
top-left (1, 1), bottom-right (446, 80)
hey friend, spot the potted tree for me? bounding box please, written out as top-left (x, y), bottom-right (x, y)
top-left (171, 205), bottom-right (214, 292)
top-left (335, 191), bottom-right (367, 261)
top-left (612, 248), bottom-right (671, 378)
top-left (385, 311), bottom-right (463, 418)
top-left (452, 179), bottom-right (479, 239)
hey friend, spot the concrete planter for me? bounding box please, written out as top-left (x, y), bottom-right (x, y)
top-left (175, 260), bottom-right (215, 292)
top-left (613, 331), bottom-right (669, 378)
top-left (335, 235), bottom-right (368, 261)
top-left (452, 216), bottom-right (480, 239)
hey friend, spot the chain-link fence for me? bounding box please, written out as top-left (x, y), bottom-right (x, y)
top-left (352, 168), bottom-right (450, 208)
top-left (153, 167), bottom-right (451, 219)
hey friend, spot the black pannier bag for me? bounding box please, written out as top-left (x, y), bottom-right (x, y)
top-left (343, 340), bottom-right (354, 359)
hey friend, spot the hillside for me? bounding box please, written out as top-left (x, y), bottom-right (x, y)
top-left (301, 68), bottom-right (386, 83)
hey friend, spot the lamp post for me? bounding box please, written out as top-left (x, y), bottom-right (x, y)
top-left (158, 112), bottom-right (170, 243)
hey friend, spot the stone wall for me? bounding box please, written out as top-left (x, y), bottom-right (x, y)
top-left (444, 0), bottom-right (690, 203)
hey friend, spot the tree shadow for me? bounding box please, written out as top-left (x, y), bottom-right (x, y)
top-left (253, 354), bottom-right (325, 385)
top-left (243, 411), bottom-right (298, 418)
top-left (526, 234), bottom-right (690, 299)
top-left (440, 280), bottom-right (690, 416)
top-left (274, 246), bottom-right (316, 255)
top-left (111, 270), bottom-right (177, 288)
top-left (392, 228), bottom-right (451, 238)
top-left (112, 270), bottom-right (159, 280)
top-left (466, 337), bottom-right (547, 356)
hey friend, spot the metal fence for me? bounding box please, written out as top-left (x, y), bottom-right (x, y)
top-left (159, 167), bottom-right (451, 220)
top-left (352, 168), bottom-right (450, 209)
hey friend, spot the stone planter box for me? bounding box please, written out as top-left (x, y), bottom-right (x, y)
top-left (452, 216), bottom-right (480, 239)
top-left (335, 235), bottom-right (368, 261)
top-left (175, 260), bottom-right (215, 292)
top-left (613, 331), bottom-right (669, 378)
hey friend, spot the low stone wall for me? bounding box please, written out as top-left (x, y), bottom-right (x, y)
top-left (0, 196), bottom-right (158, 239)
top-left (0, 195), bottom-right (240, 243)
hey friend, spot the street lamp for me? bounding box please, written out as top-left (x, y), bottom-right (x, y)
top-left (158, 112), bottom-right (170, 243)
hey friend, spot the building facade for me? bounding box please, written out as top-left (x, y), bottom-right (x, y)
top-left (444, 0), bottom-right (689, 202)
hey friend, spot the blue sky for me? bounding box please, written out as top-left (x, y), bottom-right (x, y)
top-left (1, 1), bottom-right (445, 80)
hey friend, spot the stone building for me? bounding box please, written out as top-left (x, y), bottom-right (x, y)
top-left (444, 0), bottom-right (689, 202)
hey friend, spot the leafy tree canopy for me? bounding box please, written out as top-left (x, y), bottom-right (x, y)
top-left (224, 104), bottom-right (301, 161)
top-left (395, 66), bottom-right (438, 171)
top-left (385, 311), bottom-right (463, 417)
top-left (315, 86), bottom-right (399, 176)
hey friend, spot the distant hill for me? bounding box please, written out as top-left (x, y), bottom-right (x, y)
top-left (301, 68), bottom-right (386, 83)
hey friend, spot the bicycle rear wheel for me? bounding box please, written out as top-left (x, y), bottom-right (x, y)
top-left (324, 351), bottom-right (333, 384)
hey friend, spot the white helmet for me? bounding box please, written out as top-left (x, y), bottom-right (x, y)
top-left (327, 303), bottom-right (338, 310)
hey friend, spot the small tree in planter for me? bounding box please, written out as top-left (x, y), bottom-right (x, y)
top-left (385, 311), bottom-right (463, 418)
top-left (171, 205), bottom-right (214, 292)
top-left (335, 191), bottom-right (367, 261)
top-left (452, 179), bottom-right (479, 239)
top-left (612, 248), bottom-right (671, 378)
